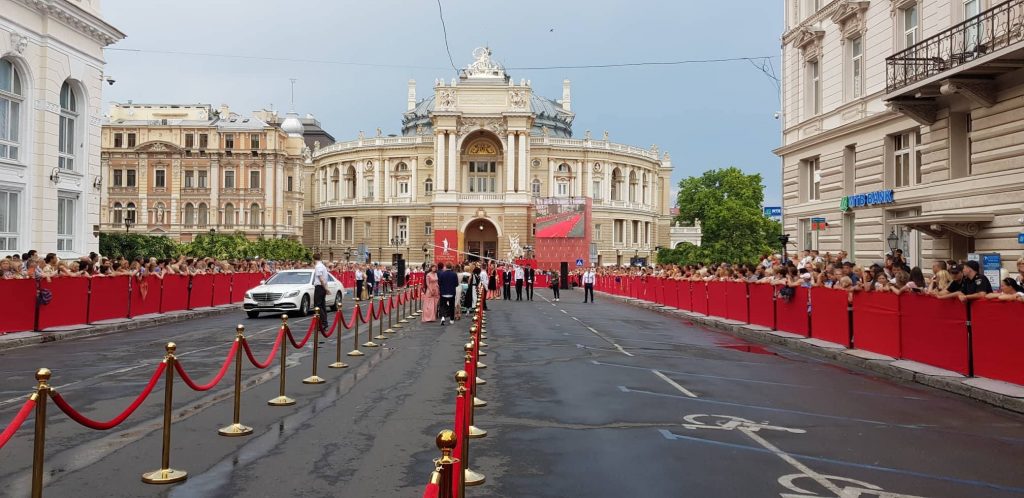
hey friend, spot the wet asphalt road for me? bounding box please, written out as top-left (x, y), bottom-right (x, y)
top-left (1, 289), bottom-right (1023, 497)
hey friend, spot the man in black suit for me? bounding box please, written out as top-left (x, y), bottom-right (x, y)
top-left (525, 265), bottom-right (535, 301)
top-left (514, 265), bottom-right (524, 301)
top-left (502, 265), bottom-right (513, 300)
top-left (437, 263), bottom-right (459, 325)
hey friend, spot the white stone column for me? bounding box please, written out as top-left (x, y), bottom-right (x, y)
top-left (517, 131), bottom-right (527, 193)
top-left (505, 133), bottom-right (515, 192)
top-left (373, 159), bottom-right (382, 202)
top-left (575, 160), bottom-right (583, 197)
top-left (410, 157), bottom-right (418, 199)
top-left (583, 160), bottom-right (592, 198)
top-left (435, 131), bottom-right (446, 191)
top-left (383, 158), bottom-right (391, 202)
top-left (210, 157), bottom-right (220, 227)
top-left (547, 159), bottom-right (555, 197)
top-left (447, 132), bottom-right (457, 192)
top-left (276, 160), bottom-right (285, 232)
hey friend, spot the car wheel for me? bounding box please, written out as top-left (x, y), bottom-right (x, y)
top-left (292, 295), bottom-right (310, 317)
top-left (333, 292), bottom-right (343, 311)
top-left (246, 311), bottom-right (260, 319)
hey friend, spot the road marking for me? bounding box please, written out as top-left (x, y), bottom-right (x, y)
top-left (560, 309), bottom-right (568, 314)
top-left (652, 370), bottom-right (697, 398)
top-left (585, 327), bottom-right (633, 357)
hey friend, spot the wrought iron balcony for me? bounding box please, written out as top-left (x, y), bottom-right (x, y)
top-left (886, 0), bottom-right (1024, 94)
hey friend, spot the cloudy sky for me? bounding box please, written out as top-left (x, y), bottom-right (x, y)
top-left (101, 0), bottom-right (783, 204)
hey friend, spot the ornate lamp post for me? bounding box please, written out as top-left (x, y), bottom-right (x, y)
top-left (886, 229), bottom-right (899, 255)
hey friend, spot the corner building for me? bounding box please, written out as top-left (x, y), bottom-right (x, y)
top-left (776, 0), bottom-right (1024, 272)
top-left (306, 48), bottom-right (674, 267)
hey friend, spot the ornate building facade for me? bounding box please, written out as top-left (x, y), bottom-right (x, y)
top-left (0, 0), bottom-right (123, 257)
top-left (99, 104), bottom-right (306, 241)
top-left (776, 0), bottom-right (1024, 272)
top-left (305, 48), bottom-right (674, 267)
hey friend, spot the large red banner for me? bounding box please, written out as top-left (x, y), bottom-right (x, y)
top-left (810, 287), bottom-right (850, 347)
top-left (775, 286), bottom-right (809, 337)
top-left (899, 293), bottom-right (969, 375)
top-left (852, 291), bottom-right (901, 357)
top-left (971, 300), bottom-right (1024, 385)
top-left (434, 230), bottom-right (460, 267)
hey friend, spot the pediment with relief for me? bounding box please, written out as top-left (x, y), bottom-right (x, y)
top-left (135, 141), bottom-right (184, 154)
top-left (831, 1), bottom-right (870, 38)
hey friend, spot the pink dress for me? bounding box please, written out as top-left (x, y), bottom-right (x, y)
top-left (421, 272), bottom-right (439, 322)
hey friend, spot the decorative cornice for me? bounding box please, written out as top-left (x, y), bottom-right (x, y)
top-left (781, 0), bottom-right (843, 44)
top-left (830, 0), bottom-right (870, 39)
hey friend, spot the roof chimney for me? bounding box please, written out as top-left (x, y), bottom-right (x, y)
top-left (407, 79), bottom-right (417, 111)
top-left (562, 79), bottom-right (571, 112)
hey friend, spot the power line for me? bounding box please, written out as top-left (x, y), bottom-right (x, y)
top-left (508, 56), bottom-right (779, 71)
top-left (436, 0), bottom-right (458, 73)
top-left (105, 47), bottom-right (446, 70)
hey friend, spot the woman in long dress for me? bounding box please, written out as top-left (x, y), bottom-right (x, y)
top-left (421, 265), bottom-right (439, 323)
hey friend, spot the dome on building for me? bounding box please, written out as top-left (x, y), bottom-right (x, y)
top-left (281, 111), bottom-right (304, 138)
top-left (401, 93), bottom-right (574, 138)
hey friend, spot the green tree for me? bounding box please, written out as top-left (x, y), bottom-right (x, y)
top-left (669, 167), bottom-right (781, 265)
top-left (99, 233), bottom-right (181, 260)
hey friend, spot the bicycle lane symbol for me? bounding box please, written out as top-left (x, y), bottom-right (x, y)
top-left (661, 415), bottom-right (929, 498)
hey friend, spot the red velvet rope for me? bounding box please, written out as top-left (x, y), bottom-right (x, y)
top-left (322, 310), bottom-right (342, 338)
top-left (387, 295), bottom-right (395, 313)
top-left (421, 482), bottom-right (439, 498)
top-left (51, 362), bottom-right (166, 430)
top-left (0, 397), bottom-right (36, 450)
top-left (242, 330), bottom-right (283, 369)
top-left (286, 319), bottom-right (316, 349)
top-left (343, 305), bottom-right (360, 329)
top-left (358, 303), bottom-right (374, 324)
top-left (174, 341), bottom-right (239, 391)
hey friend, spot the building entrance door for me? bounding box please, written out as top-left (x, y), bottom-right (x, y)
top-left (465, 218), bottom-right (498, 263)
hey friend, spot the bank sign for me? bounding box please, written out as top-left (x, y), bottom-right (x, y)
top-left (839, 189), bottom-right (895, 212)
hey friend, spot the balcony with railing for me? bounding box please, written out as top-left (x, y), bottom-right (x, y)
top-left (886, 0), bottom-right (1024, 111)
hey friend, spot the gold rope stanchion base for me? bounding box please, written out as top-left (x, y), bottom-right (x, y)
top-left (477, 361), bottom-right (488, 369)
top-left (267, 395), bottom-right (296, 406)
top-left (302, 375), bottom-right (325, 384)
top-left (347, 349), bottom-right (365, 357)
top-left (479, 350), bottom-right (487, 357)
top-left (141, 468), bottom-right (188, 484)
top-left (217, 423), bottom-right (254, 437)
top-left (468, 425), bottom-right (488, 439)
top-left (328, 361), bottom-right (350, 368)
top-left (473, 396), bottom-right (487, 408)
top-left (478, 340), bottom-right (488, 348)
top-left (399, 318), bottom-right (409, 323)
top-left (362, 340), bottom-right (380, 348)
top-left (384, 327), bottom-right (395, 333)
top-left (476, 376), bottom-right (487, 385)
top-left (464, 468), bottom-right (486, 486)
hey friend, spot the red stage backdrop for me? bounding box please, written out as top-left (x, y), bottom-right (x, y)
top-left (533, 197), bottom-right (592, 271)
top-left (434, 229), bottom-right (460, 266)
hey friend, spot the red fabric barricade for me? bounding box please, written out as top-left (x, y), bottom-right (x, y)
top-left (189, 273), bottom-right (215, 309)
top-left (664, 279), bottom-right (679, 308)
top-left (212, 273), bottom-right (232, 306)
top-left (775, 286), bottom-right (809, 337)
top-left (160, 274), bottom-right (190, 313)
top-left (87, 275), bottom-right (130, 323)
top-left (852, 291), bottom-right (901, 358)
top-left (230, 273), bottom-right (253, 303)
top-left (691, 281), bottom-right (709, 315)
top-left (726, 281), bottom-right (749, 323)
top-left (899, 293), bottom-right (969, 375)
top-left (37, 277), bottom-right (90, 330)
top-left (130, 275), bottom-right (163, 318)
top-left (654, 278), bottom-right (665, 305)
top-left (809, 287), bottom-right (850, 347)
top-left (707, 281), bottom-right (728, 318)
top-left (678, 281), bottom-right (692, 311)
top-left (971, 299), bottom-right (1024, 385)
top-left (747, 284), bottom-right (774, 329)
top-left (535, 273), bottom-right (549, 289)
top-left (0, 279), bottom-right (37, 333)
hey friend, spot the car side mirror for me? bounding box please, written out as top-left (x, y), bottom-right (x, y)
top-left (259, 280), bottom-right (266, 285)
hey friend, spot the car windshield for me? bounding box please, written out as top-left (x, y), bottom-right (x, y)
top-left (265, 272), bottom-right (311, 285)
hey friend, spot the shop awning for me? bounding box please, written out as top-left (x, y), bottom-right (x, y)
top-left (889, 212), bottom-right (994, 237)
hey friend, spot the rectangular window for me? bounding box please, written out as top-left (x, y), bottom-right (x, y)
top-left (843, 145), bottom-right (856, 195)
top-left (287, 210), bottom-right (293, 226)
top-left (364, 221), bottom-right (371, 239)
top-left (0, 189), bottom-right (19, 251)
top-left (113, 169), bottom-right (123, 187)
top-left (594, 224), bottom-right (602, 241)
top-left (344, 217), bottom-right (354, 241)
top-left (892, 131), bottom-right (921, 187)
top-left (903, 4), bottom-right (919, 48)
top-left (126, 169), bottom-right (136, 187)
top-left (631, 220), bottom-right (640, 244)
top-left (154, 169), bottom-right (166, 188)
top-left (850, 37), bottom-right (863, 99)
top-left (57, 194), bottom-right (75, 252)
top-left (424, 221), bottom-right (432, 236)
top-left (184, 133), bottom-right (194, 148)
top-left (802, 157), bottom-right (821, 201)
top-left (287, 176), bottom-right (294, 192)
top-left (800, 218), bottom-right (819, 251)
top-left (198, 170), bottom-right (208, 188)
top-left (250, 134), bottom-right (260, 149)
top-left (224, 170), bottom-right (235, 189)
top-left (113, 133), bottom-right (123, 148)
top-left (843, 211), bottom-right (856, 263)
top-left (614, 219), bottom-right (624, 244)
top-left (224, 134), bottom-right (234, 149)
top-left (644, 222), bottom-right (651, 245)
top-left (592, 181), bottom-right (602, 200)
top-left (808, 61), bottom-right (822, 115)
top-left (199, 133), bottom-right (208, 148)
top-left (949, 113), bottom-right (972, 179)
top-left (366, 179), bottom-right (374, 198)
top-left (557, 182), bottom-right (568, 196)
top-left (127, 133), bottom-right (136, 148)
top-left (249, 170), bottom-right (260, 189)
top-left (0, 67), bottom-right (22, 160)
top-left (58, 114), bottom-right (75, 170)
top-left (468, 161), bottom-right (497, 193)
top-left (184, 170), bottom-right (194, 188)
top-left (399, 181), bottom-right (409, 195)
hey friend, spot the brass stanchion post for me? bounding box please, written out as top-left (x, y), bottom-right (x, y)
top-left (364, 297), bottom-right (380, 347)
top-left (303, 309), bottom-right (326, 384)
top-left (141, 343), bottom-right (188, 484)
top-left (435, 429), bottom-right (458, 498)
top-left (329, 308), bottom-right (349, 368)
top-left (347, 305), bottom-right (365, 357)
top-left (457, 368), bottom-right (485, 488)
top-left (399, 289), bottom-right (410, 324)
top-left (30, 368), bottom-right (51, 498)
top-left (385, 292), bottom-right (395, 333)
top-left (375, 296), bottom-right (388, 340)
top-left (268, 316), bottom-right (296, 406)
top-left (219, 326), bottom-right (254, 436)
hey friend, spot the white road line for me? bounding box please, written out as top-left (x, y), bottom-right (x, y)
top-left (652, 369), bottom-right (697, 398)
top-left (739, 427), bottom-right (847, 497)
top-left (560, 309), bottom-right (568, 314)
top-left (583, 327), bottom-right (634, 357)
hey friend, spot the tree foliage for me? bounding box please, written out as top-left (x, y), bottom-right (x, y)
top-left (99, 233), bottom-right (181, 261)
top-left (98, 232), bottom-right (310, 262)
top-left (662, 167), bottom-right (781, 265)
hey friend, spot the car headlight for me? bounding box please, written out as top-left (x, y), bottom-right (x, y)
top-left (283, 290), bottom-right (300, 298)
top-left (244, 292), bottom-right (252, 299)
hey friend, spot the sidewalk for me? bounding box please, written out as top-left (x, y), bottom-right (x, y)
top-left (0, 305), bottom-right (238, 352)
top-left (590, 288), bottom-right (1024, 414)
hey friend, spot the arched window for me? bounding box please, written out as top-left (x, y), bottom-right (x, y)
top-left (249, 203), bottom-right (261, 228)
top-left (345, 165), bottom-right (357, 199)
top-left (628, 170), bottom-right (638, 203)
top-left (0, 59), bottom-right (24, 161)
top-left (557, 163), bottom-right (571, 174)
top-left (642, 173), bottom-right (649, 204)
top-left (331, 167), bottom-right (340, 201)
top-left (184, 203), bottom-right (195, 226)
top-left (112, 202), bottom-right (123, 224)
top-left (197, 203), bottom-right (208, 227)
top-left (395, 161), bottom-right (408, 172)
top-left (531, 178), bottom-right (541, 196)
top-left (424, 177), bottom-right (434, 194)
top-left (611, 167), bottom-right (622, 201)
top-left (153, 202), bottom-right (166, 225)
top-left (58, 81), bottom-right (78, 171)
top-left (125, 202), bottom-right (137, 223)
top-left (224, 203), bottom-right (235, 227)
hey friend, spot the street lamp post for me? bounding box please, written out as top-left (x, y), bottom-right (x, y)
top-left (886, 229), bottom-right (899, 255)
top-left (124, 218), bottom-right (133, 234)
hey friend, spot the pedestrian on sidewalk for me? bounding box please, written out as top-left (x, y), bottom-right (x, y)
top-left (421, 264), bottom-right (439, 323)
top-left (583, 266), bottom-right (596, 303)
top-left (514, 265), bottom-right (524, 301)
top-left (550, 270), bottom-right (560, 301)
top-left (313, 253), bottom-right (329, 333)
top-left (437, 263), bottom-right (459, 325)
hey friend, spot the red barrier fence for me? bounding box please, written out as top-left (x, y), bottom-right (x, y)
top-left (707, 282), bottom-right (728, 318)
top-left (725, 282), bottom-right (749, 323)
top-left (89, 275), bottom-right (130, 322)
top-left (189, 274), bottom-right (215, 309)
top-left (160, 274), bottom-right (190, 313)
top-left (692, 282), bottom-right (708, 315)
top-left (37, 277), bottom-right (90, 330)
top-left (775, 286), bottom-right (809, 337)
top-left (852, 291), bottom-right (901, 358)
top-left (899, 293), bottom-right (969, 376)
top-left (130, 275), bottom-right (163, 318)
top-left (809, 287), bottom-right (850, 347)
top-left (747, 284), bottom-right (775, 329)
top-left (971, 300), bottom-right (1024, 385)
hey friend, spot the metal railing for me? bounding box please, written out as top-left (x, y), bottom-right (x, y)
top-left (886, 0), bottom-right (1024, 93)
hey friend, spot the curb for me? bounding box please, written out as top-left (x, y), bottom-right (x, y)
top-left (0, 305), bottom-right (240, 352)
top-left (598, 291), bottom-right (1024, 415)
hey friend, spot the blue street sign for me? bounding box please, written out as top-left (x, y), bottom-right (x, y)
top-left (576, 258), bottom-right (584, 267)
top-left (1019, 233), bottom-right (1024, 244)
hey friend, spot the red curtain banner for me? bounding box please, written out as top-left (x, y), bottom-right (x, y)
top-left (899, 293), bottom-right (969, 376)
top-left (212, 273), bottom-right (232, 306)
top-left (189, 273), bottom-right (215, 309)
top-left (129, 275), bottom-right (163, 318)
top-left (810, 287), bottom-right (851, 347)
top-left (971, 299), bottom-right (1024, 385)
top-left (87, 275), bottom-right (130, 323)
top-left (726, 281), bottom-right (749, 323)
top-left (775, 286), bottom-right (810, 337)
top-left (747, 284), bottom-right (775, 329)
top-left (37, 277), bottom-right (90, 330)
top-left (692, 281), bottom-right (709, 315)
top-left (852, 291), bottom-right (901, 358)
top-left (707, 281), bottom-right (728, 318)
top-left (160, 274), bottom-right (190, 313)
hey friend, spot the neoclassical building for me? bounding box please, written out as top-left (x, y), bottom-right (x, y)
top-left (305, 48), bottom-right (674, 268)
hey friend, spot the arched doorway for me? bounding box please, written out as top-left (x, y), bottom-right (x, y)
top-left (464, 218), bottom-right (499, 262)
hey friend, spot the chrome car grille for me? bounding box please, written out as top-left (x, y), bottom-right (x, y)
top-left (252, 292), bottom-right (282, 302)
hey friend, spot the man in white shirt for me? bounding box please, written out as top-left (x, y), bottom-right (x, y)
top-left (514, 265), bottom-right (525, 301)
top-left (313, 253), bottom-right (330, 333)
top-left (373, 266), bottom-right (384, 296)
top-left (479, 266), bottom-right (490, 310)
top-left (582, 266), bottom-right (596, 303)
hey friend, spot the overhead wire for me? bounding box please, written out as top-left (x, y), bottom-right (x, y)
top-left (436, 0), bottom-right (458, 73)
